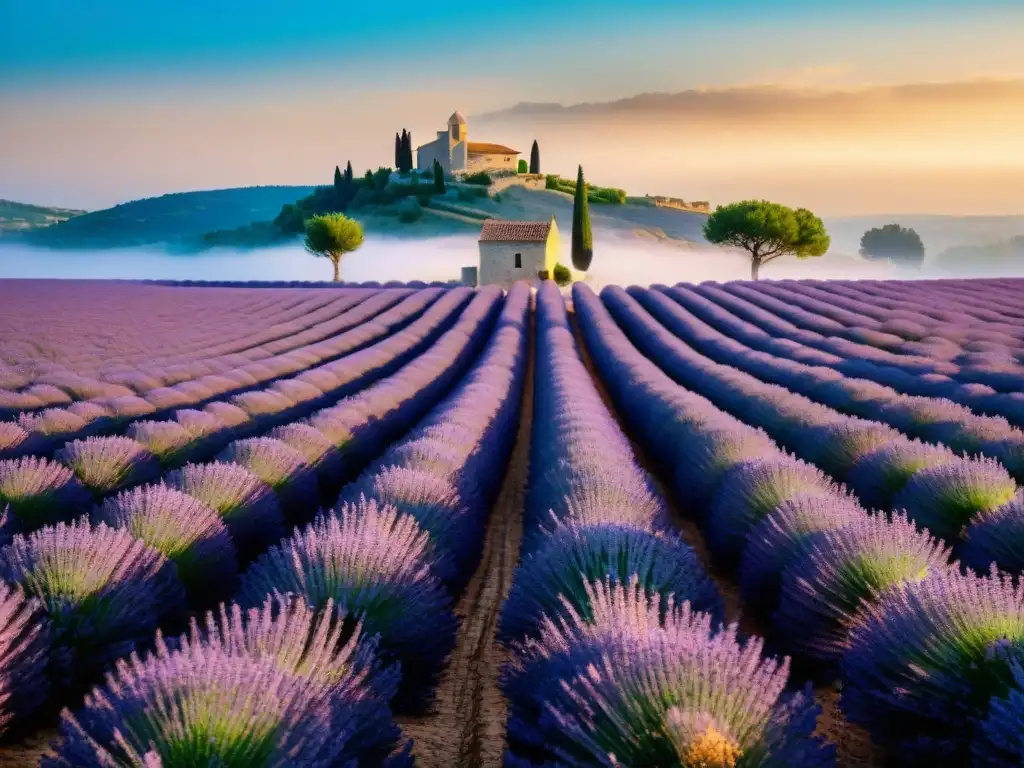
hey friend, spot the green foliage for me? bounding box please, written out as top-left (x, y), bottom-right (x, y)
top-left (463, 171), bottom-right (493, 187)
top-left (571, 165), bottom-right (593, 271)
top-left (530, 140), bottom-right (540, 174)
top-left (433, 160), bottom-right (446, 194)
top-left (373, 167), bottom-right (392, 189)
top-left (538, 269), bottom-right (550, 281)
top-left (333, 165), bottom-right (343, 193)
top-left (344, 161), bottom-right (353, 183)
top-left (303, 213), bottom-right (364, 281)
top-left (545, 174), bottom-right (624, 204)
top-left (703, 199), bottom-right (830, 280)
top-left (0, 199), bottom-right (87, 233)
top-left (456, 186), bottom-right (487, 202)
top-left (397, 198), bottom-right (423, 224)
top-left (517, 159), bottom-right (528, 174)
top-left (553, 262), bottom-right (572, 286)
top-left (201, 221), bottom-right (290, 248)
top-left (860, 223), bottom-right (926, 266)
top-left (395, 133), bottom-right (402, 168)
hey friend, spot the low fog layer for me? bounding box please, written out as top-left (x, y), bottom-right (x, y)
top-left (3, 231), bottom-right (1020, 286)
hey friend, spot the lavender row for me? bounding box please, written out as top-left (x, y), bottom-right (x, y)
top-left (574, 283), bottom-right (1024, 764)
top-left (667, 282), bottom-right (1024, 429)
top-left (499, 282), bottom-right (830, 766)
top-left (0, 288), bottom-right (506, 757)
top-left (0, 288), bottom-right (473, 537)
top-left (603, 285), bottom-right (1024, 573)
top-left (0, 288), bottom-right (414, 440)
top-left (0, 286), bottom-right (371, 400)
top-left (635, 285), bottom-right (1024, 481)
top-left (713, 281), bottom-right (1024, 392)
top-left (0, 288), bottom-right (438, 460)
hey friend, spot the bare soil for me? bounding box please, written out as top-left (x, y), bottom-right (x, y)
top-left (397, 303), bottom-right (533, 767)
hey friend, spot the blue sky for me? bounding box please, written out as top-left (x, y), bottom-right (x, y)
top-left (2, 1), bottom-right (1023, 213)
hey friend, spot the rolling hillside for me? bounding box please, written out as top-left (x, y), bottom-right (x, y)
top-left (0, 199), bottom-right (87, 232)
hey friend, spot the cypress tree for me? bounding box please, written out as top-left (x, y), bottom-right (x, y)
top-left (395, 133), bottom-right (402, 168)
top-left (529, 140), bottom-right (540, 174)
top-left (333, 165), bottom-right (343, 193)
top-left (433, 159), bottom-right (446, 193)
top-left (406, 132), bottom-right (414, 171)
top-left (571, 165), bottom-right (593, 271)
top-left (345, 161), bottom-right (353, 183)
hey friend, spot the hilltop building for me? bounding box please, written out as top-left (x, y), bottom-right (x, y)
top-left (478, 218), bottom-right (559, 288)
top-left (417, 112), bottom-right (520, 175)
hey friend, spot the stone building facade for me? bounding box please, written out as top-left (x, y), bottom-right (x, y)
top-left (478, 218), bottom-right (559, 288)
top-left (416, 111), bottom-right (521, 175)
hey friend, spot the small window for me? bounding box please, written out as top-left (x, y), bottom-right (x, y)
top-left (514, 253), bottom-right (522, 268)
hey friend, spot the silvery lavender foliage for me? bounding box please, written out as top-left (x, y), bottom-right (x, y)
top-left (18, 408), bottom-right (87, 441)
top-left (94, 485), bottom-right (239, 606)
top-left (503, 580), bottom-right (832, 767)
top-left (801, 421), bottom-right (903, 481)
top-left (217, 437), bottom-right (319, 522)
top-left (671, 425), bottom-right (779, 514)
top-left (705, 457), bottom-right (841, 560)
top-left (498, 521), bottom-right (723, 644)
top-left (56, 436), bottom-right (160, 496)
top-left (173, 407), bottom-right (222, 439)
top-left (0, 582), bottom-right (51, 733)
top-left (236, 497), bottom-right (457, 712)
top-left (739, 493), bottom-right (864, 609)
top-left (973, 650), bottom-right (1024, 766)
top-left (961, 494), bottom-right (1024, 574)
top-left (0, 422), bottom-right (35, 459)
top-left (164, 461), bottom-right (285, 561)
top-left (845, 440), bottom-right (957, 510)
top-left (892, 457), bottom-right (1018, 542)
top-left (0, 519), bottom-right (187, 685)
top-left (269, 422), bottom-right (342, 479)
top-left (775, 512), bottom-right (953, 662)
top-left (125, 420), bottom-right (194, 465)
top-left (0, 456), bottom-right (92, 530)
top-left (841, 568), bottom-right (1024, 760)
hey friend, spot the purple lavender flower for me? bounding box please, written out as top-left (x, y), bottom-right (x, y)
top-left (841, 568), bottom-right (1024, 760)
top-left (142, 386), bottom-right (196, 410)
top-left (739, 493), bottom-right (863, 609)
top-left (801, 421), bottom-right (903, 481)
top-left (174, 408), bottom-right (223, 438)
top-left (0, 456), bottom-right (92, 530)
top-left (95, 485), bottom-right (239, 607)
top-left (217, 437), bottom-right (319, 522)
top-left (236, 498), bottom-right (457, 713)
top-left (164, 462), bottom-right (285, 561)
top-left (18, 408), bottom-right (87, 440)
top-left (0, 519), bottom-right (187, 685)
top-left (775, 512), bottom-right (952, 662)
top-left (231, 389), bottom-right (294, 421)
top-left (846, 440), bottom-right (958, 510)
top-left (0, 422), bottom-right (33, 458)
top-left (269, 423), bottom-right (342, 479)
top-left (56, 436), bottom-right (160, 496)
top-left (22, 384), bottom-right (72, 407)
top-left (103, 395), bottom-right (157, 419)
top-left (0, 582), bottom-right (51, 734)
top-left (499, 521), bottom-right (723, 644)
top-left (126, 420), bottom-right (194, 465)
top-left (503, 580), bottom-right (831, 766)
top-left (671, 426), bottom-right (778, 513)
top-left (892, 457), bottom-right (1018, 542)
top-left (973, 650), bottom-right (1024, 766)
top-left (706, 457), bottom-right (841, 560)
top-left (961, 493), bottom-right (1024, 574)
top-left (270, 379), bottom-right (324, 405)
top-left (203, 401), bottom-right (252, 429)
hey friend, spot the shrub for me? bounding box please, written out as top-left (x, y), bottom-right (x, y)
top-left (0, 519), bottom-right (186, 686)
top-left (125, 420), bottom-right (194, 465)
top-left (551, 262), bottom-right (571, 286)
top-left (95, 485), bottom-right (239, 606)
top-left (0, 456), bottom-right (92, 530)
top-left (164, 462), bottom-right (285, 560)
top-left (846, 440), bottom-right (958, 510)
top-left (236, 499), bottom-right (457, 712)
top-left (0, 582), bottom-right (51, 734)
top-left (537, 269), bottom-right (550, 281)
top-left (463, 171), bottom-right (492, 186)
top-left (56, 436), bottom-right (160, 496)
top-left (456, 186), bottom-right (487, 202)
top-left (217, 437), bottom-right (319, 523)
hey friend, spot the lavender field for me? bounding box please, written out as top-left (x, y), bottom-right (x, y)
top-left (2, 276), bottom-right (1024, 766)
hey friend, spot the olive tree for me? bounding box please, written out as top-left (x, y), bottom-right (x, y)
top-left (303, 213), bottom-right (364, 282)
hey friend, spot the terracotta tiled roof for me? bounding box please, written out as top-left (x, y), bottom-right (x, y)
top-left (478, 219), bottom-right (552, 243)
top-left (467, 141), bottom-right (520, 155)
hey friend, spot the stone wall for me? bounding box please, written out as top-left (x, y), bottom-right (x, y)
top-left (647, 195), bottom-right (710, 212)
top-left (465, 152), bottom-right (518, 174)
top-left (489, 174), bottom-right (546, 195)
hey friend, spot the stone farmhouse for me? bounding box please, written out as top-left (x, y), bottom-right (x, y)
top-left (477, 218), bottom-right (560, 288)
top-left (417, 111), bottom-right (521, 176)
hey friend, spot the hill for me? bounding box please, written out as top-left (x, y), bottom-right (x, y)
top-left (0, 199), bottom-right (87, 232)
top-left (17, 186), bottom-right (315, 249)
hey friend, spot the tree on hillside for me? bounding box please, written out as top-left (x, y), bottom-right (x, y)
top-left (703, 200), bottom-right (830, 280)
top-left (303, 213), bottom-right (364, 282)
top-left (571, 165), bottom-right (593, 271)
top-left (433, 160), bottom-right (446, 193)
top-left (395, 134), bottom-right (402, 168)
top-left (530, 140), bottom-right (541, 174)
top-left (398, 132), bottom-right (414, 173)
top-left (859, 224), bottom-right (926, 267)
top-left (517, 159), bottom-right (528, 174)
top-left (344, 161), bottom-right (354, 183)
top-left (333, 165), bottom-right (344, 195)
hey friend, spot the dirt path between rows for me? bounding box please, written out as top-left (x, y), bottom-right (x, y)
top-left (397, 305), bottom-right (533, 768)
top-left (567, 307), bottom-right (886, 768)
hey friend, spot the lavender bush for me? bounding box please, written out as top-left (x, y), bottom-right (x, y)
top-left (56, 436), bottom-right (160, 496)
top-left (0, 456), bottom-right (92, 530)
top-left (0, 582), bottom-right (51, 733)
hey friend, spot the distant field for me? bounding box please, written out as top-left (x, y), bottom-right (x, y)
top-left (3, 276), bottom-right (1024, 765)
